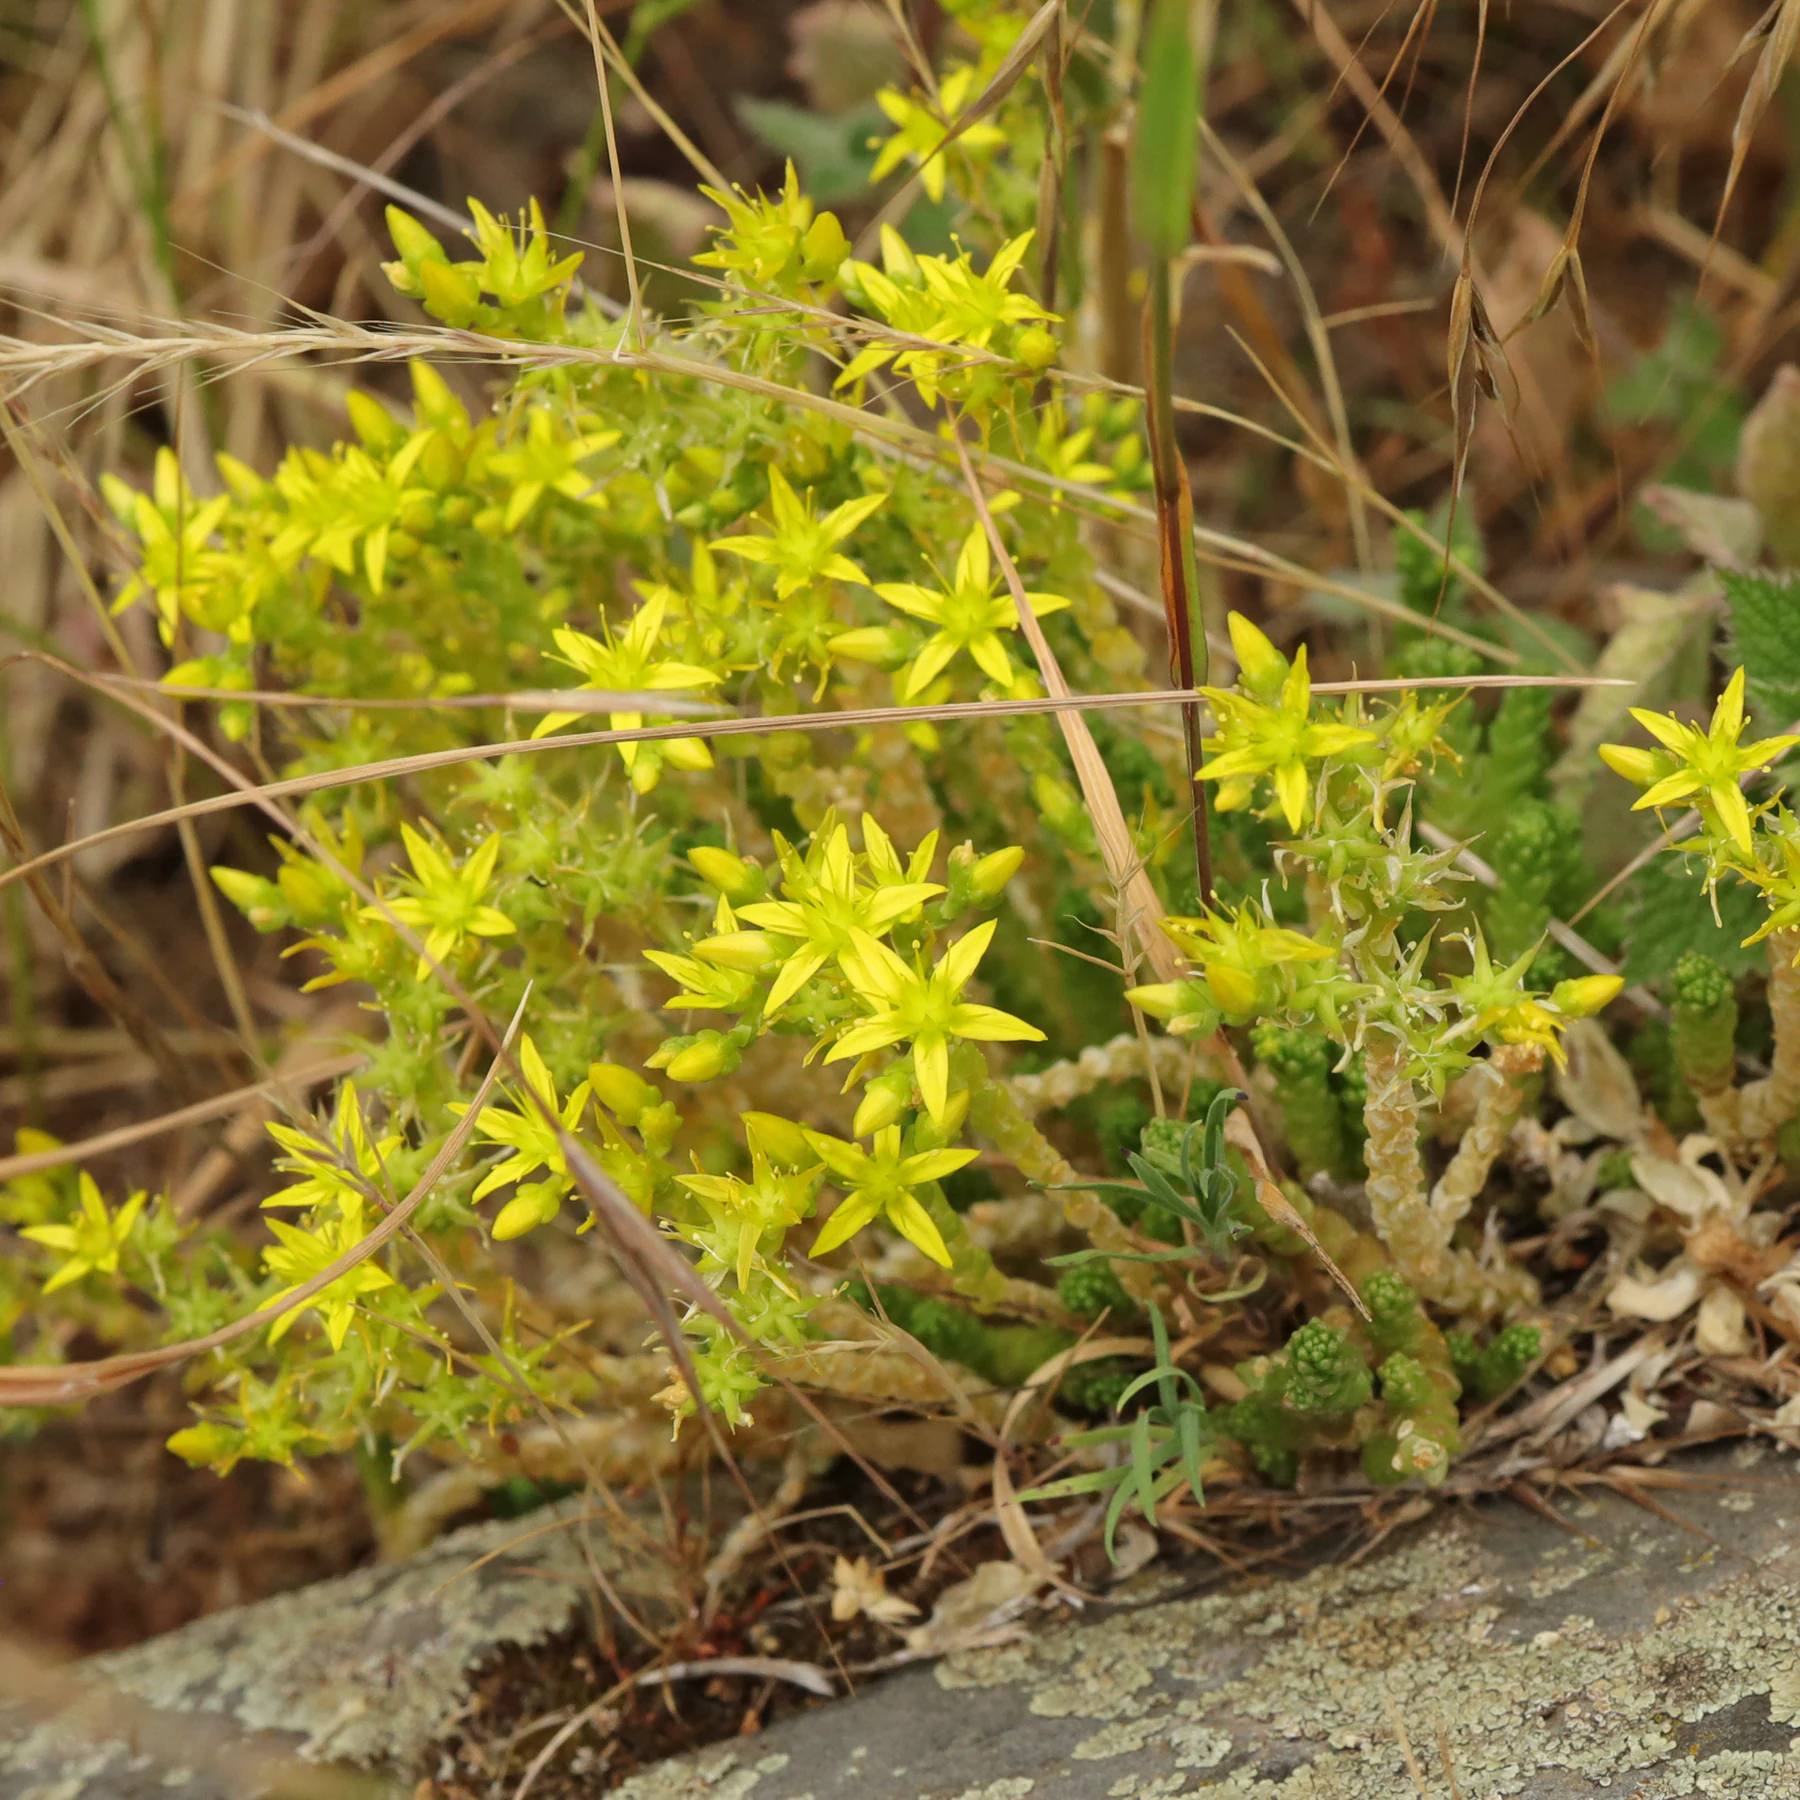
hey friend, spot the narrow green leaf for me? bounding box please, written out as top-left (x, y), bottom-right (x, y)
top-left (1045, 1245), bottom-right (1199, 1268)
top-left (1131, 0), bottom-right (1206, 258)
top-left (1103, 1475), bottom-right (1135, 1559)
top-left (1018, 1469), bottom-right (1129, 1503)
top-left (1130, 1406), bottom-right (1158, 1522)
top-left (1177, 1406), bottom-right (1208, 1499)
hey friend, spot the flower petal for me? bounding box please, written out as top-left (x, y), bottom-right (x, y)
top-left (946, 1002), bottom-right (1045, 1042)
top-left (809, 1188), bottom-right (885, 1258)
top-left (1273, 759), bottom-right (1308, 832)
top-left (913, 1032), bottom-right (951, 1121)
top-left (940, 917), bottom-right (996, 993)
top-left (883, 1190), bottom-right (951, 1267)
top-left (900, 1146), bottom-right (979, 1184)
top-left (1627, 707), bottom-right (1692, 753)
top-left (765, 948), bottom-right (829, 1015)
top-left (1635, 771), bottom-right (1703, 810)
top-left (825, 1016), bottom-right (912, 1062)
top-left (1708, 780), bottom-right (1755, 854)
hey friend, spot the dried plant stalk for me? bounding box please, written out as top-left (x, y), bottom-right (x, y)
top-left (1006, 1030), bottom-right (1191, 1118)
top-left (1740, 930), bottom-right (1800, 1143)
top-left (1431, 1043), bottom-right (1543, 1229)
top-left (789, 1300), bottom-right (1014, 1425)
top-left (969, 1071), bottom-right (1159, 1300)
top-left (1364, 1037), bottom-right (1535, 1318)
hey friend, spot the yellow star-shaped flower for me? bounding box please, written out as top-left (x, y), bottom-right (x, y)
top-left (1599, 667), bottom-right (1799, 855)
top-left (876, 524), bottom-right (1068, 699)
top-left (826, 918), bottom-right (1044, 1123)
top-left (801, 1125), bottom-right (975, 1267)
top-left (1198, 617), bottom-right (1374, 832)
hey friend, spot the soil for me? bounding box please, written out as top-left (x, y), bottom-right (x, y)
top-left (423, 1463), bottom-right (1005, 1800)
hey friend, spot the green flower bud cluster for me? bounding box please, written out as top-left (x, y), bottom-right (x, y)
top-left (1670, 951), bottom-right (1739, 1097)
top-left (1057, 1259), bottom-right (1136, 1324)
top-left (1252, 1024), bottom-right (1350, 1182)
top-left (1447, 1324), bottom-right (1542, 1402)
top-left (1282, 1319), bottom-right (1374, 1417)
top-left (1482, 799), bottom-right (1587, 971)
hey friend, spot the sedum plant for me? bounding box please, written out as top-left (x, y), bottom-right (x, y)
top-left (17, 0), bottom-right (1800, 1558)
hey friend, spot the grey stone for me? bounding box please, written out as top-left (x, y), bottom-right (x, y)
top-left (14, 1449), bottom-right (1800, 1800)
top-left (620, 1444), bottom-right (1800, 1800)
top-left (0, 1498), bottom-right (633, 1799)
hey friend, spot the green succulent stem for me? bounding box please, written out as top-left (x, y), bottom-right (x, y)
top-left (1253, 1024), bottom-right (1349, 1182)
top-left (1670, 950), bottom-right (1741, 1138)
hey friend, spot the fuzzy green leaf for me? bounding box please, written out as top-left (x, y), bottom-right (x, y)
top-left (1622, 852), bottom-right (1766, 984)
top-left (1721, 568), bottom-right (1800, 735)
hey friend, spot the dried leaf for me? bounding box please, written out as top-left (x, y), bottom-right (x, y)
top-left (1639, 486), bottom-right (1765, 569)
top-left (1721, 0), bottom-right (1800, 245)
top-left (1105, 1521), bottom-right (1161, 1581)
top-left (902, 1559), bottom-right (1041, 1656)
top-left (1695, 1283), bottom-right (1751, 1356)
top-left (1526, 243), bottom-right (1599, 360)
top-left (990, 1450), bottom-right (1057, 1581)
top-left (1447, 259), bottom-right (1482, 493)
top-left (1618, 1389), bottom-right (1669, 1433)
top-left (830, 1555), bottom-right (920, 1626)
top-left (1629, 1143), bottom-right (1735, 1225)
top-left (1607, 1259), bottom-right (1705, 1322)
top-left (1554, 1018), bottom-right (1645, 1143)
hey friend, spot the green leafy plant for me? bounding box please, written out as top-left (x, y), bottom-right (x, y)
top-left (1019, 1301), bottom-right (1212, 1556)
top-left (20, 0), bottom-right (1800, 1588)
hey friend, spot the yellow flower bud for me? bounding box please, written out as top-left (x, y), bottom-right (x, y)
top-left (666, 1038), bottom-right (730, 1082)
top-left (211, 866), bottom-right (285, 932)
top-left (1597, 743), bottom-right (1661, 787)
top-left (1204, 962), bottom-right (1261, 1016)
top-left (385, 205), bottom-right (442, 271)
top-left (801, 210), bottom-right (850, 280)
top-left (1226, 612), bottom-right (1288, 698)
top-left (1552, 974), bottom-right (1624, 1019)
top-left (493, 1183), bottom-right (563, 1240)
top-left (1015, 325), bottom-right (1059, 369)
top-left (346, 389), bottom-right (401, 453)
top-left (853, 1078), bottom-right (909, 1138)
top-left (418, 257), bottom-right (483, 326)
top-left (688, 845), bottom-right (763, 903)
top-left (165, 1423), bottom-right (238, 1470)
top-left (588, 1061), bottom-right (659, 1125)
top-left (969, 845), bottom-right (1025, 903)
top-left (828, 626), bottom-right (910, 666)
top-left (693, 930), bottom-right (774, 971)
top-left (743, 1111), bottom-right (814, 1166)
top-left (1125, 982), bottom-right (1185, 1020)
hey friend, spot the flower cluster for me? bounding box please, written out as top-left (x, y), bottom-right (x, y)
top-left (46, 0), bottom-right (1667, 1528)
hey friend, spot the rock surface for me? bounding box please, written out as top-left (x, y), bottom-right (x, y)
top-left (0, 1498), bottom-right (618, 1800)
top-left (8, 1448), bottom-right (1800, 1799)
top-left (620, 1444), bottom-right (1800, 1800)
